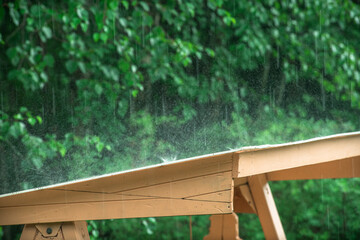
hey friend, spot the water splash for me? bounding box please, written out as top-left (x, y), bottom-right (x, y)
top-left (159, 155), bottom-right (177, 163)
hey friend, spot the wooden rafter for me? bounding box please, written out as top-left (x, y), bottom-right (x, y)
top-left (248, 174), bottom-right (286, 240)
top-left (0, 153), bottom-right (234, 225)
top-left (233, 133), bottom-right (360, 178)
top-left (267, 156), bottom-right (360, 181)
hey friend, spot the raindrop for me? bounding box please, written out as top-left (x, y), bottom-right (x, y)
top-left (52, 86), bottom-right (56, 116)
top-left (321, 178), bottom-right (324, 203)
top-left (129, 90), bottom-right (133, 117)
top-left (142, 15), bottom-right (145, 47)
top-left (321, 75), bottom-right (326, 111)
top-left (1, 91), bottom-right (3, 111)
top-left (323, 43), bottom-right (326, 75)
top-left (315, 35), bottom-right (318, 65)
top-left (71, 107), bottom-right (74, 128)
top-left (196, 58), bottom-right (199, 81)
top-left (113, 15), bottom-right (116, 43)
top-left (15, 86), bottom-right (18, 107)
top-left (319, 10), bottom-right (322, 34)
top-left (327, 204), bottom-right (330, 229)
top-left (277, 45), bottom-right (280, 68)
top-left (114, 100), bottom-right (116, 123)
top-left (162, 92), bottom-right (166, 116)
top-left (52, 1), bottom-right (55, 33)
top-left (38, 0), bottom-right (41, 28)
top-left (225, 104), bottom-right (228, 123)
top-left (42, 103), bottom-right (45, 121)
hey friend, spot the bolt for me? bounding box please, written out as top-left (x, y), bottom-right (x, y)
top-left (46, 227), bottom-right (52, 234)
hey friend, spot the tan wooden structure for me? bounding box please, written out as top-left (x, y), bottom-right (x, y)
top-left (0, 132), bottom-right (359, 239)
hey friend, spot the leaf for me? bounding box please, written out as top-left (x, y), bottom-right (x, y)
top-left (139, 2), bottom-right (149, 11)
top-left (205, 48), bottom-right (215, 57)
top-left (40, 72), bottom-right (48, 82)
top-left (9, 3), bottom-right (20, 26)
top-left (9, 122), bottom-right (26, 138)
top-left (122, 0), bottom-right (129, 10)
top-left (44, 54), bottom-right (55, 67)
top-left (100, 32), bottom-right (108, 43)
top-left (58, 145), bottom-right (66, 157)
top-left (132, 89), bottom-right (139, 97)
top-left (65, 60), bottom-right (78, 74)
top-left (42, 26), bottom-right (52, 39)
top-left (118, 59), bottom-right (130, 72)
top-left (32, 157), bottom-right (43, 169)
top-left (93, 32), bottom-right (100, 42)
top-left (14, 114), bottom-right (23, 120)
top-left (95, 84), bottom-right (103, 95)
top-left (36, 116), bottom-right (43, 124)
top-left (6, 47), bottom-right (19, 65)
top-left (80, 22), bottom-right (88, 32)
top-left (118, 99), bottom-right (129, 117)
top-left (0, 33), bottom-right (4, 45)
top-left (28, 117), bottom-right (36, 126)
top-left (96, 142), bottom-right (104, 152)
top-left (78, 61), bottom-right (86, 73)
top-left (20, 107), bottom-right (28, 113)
top-left (76, 6), bottom-right (88, 20)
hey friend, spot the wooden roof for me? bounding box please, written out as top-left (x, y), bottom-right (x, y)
top-left (1, 131), bottom-right (360, 235)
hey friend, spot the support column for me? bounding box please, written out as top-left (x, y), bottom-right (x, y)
top-left (248, 174), bottom-right (286, 240)
top-left (203, 213), bottom-right (242, 240)
top-left (20, 221), bottom-right (90, 240)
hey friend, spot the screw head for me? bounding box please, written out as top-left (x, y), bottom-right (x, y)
top-left (46, 227), bottom-right (52, 234)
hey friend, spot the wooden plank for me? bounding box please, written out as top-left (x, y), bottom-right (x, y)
top-left (0, 172), bottom-right (232, 208)
top-left (233, 185), bottom-right (256, 214)
top-left (234, 134), bottom-right (360, 177)
top-left (203, 213), bottom-right (242, 240)
top-left (1, 198), bottom-right (232, 226)
top-left (0, 152), bottom-right (234, 225)
top-left (267, 156), bottom-right (360, 181)
top-left (186, 190), bottom-right (230, 202)
top-left (234, 177), bottom-right (247, 187)
top-left (62, 221), bottom-right (90, 240)
top-left (59, 152), bottom-right (233, 193)
top-left (248, 174), bottom-right (286, 240)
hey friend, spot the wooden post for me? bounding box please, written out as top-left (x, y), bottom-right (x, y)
top-left (203, 213), bottom-right (242, 240)
top-left (20, 221), bottom-right (90, 240)
top-left (248, 174), bottom-right (286, 240)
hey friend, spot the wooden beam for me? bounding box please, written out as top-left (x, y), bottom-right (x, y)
top-left (0, 153), bottom-right (234, 225)
top-left (203, 213), bottom-right (242, 240)
top-left (233, 185), bottom-right (256, 214)
top-left (248, 174), bottom-right (286, 240)
top-left (267, 156), bottom-right (360, 181)
top-left (234, 134), bottom-right (360, 178)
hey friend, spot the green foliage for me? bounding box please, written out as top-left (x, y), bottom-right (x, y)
top-left (1, 0), bottom-right (360, 239)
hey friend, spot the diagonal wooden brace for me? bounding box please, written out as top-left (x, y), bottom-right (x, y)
top-left (248, 174), bottom-right (286, 240)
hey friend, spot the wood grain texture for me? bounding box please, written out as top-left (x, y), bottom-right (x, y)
top-left (233, 185), bottom-right (256, 214)
top-left (248, 174), bottom-right (286, 240)
top-left (267, 156), bottom-right (360, 181)
top-left (234, 134), bottom-right (360, 178)
top-left (0, 153), bottom-right (234, 225)
top-left (203, 213), bottom-right (242, 240)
